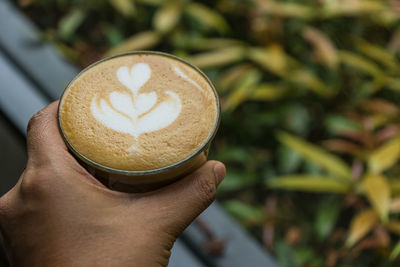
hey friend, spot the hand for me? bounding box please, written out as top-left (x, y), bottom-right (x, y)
top-left (0, 101), bottom-right (226, 267)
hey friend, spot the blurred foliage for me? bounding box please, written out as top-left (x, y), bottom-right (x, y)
top-left (15, 0), bottom-right (400, 265)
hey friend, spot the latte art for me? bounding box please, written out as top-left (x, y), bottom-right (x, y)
top-left (59, 53), bottom-right (218, 171)
top-left (91, 63), bottom-right (182, 142)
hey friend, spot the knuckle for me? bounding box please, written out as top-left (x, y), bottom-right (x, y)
top-left (19, 167), bottom-right (52, 198)
top-left (195, 175), bottom-right (216, 205)
top-left (27, 110), bottom-right (46, 133)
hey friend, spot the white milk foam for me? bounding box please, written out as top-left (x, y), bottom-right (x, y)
top-left (91, 63), bottom-right (182, 140)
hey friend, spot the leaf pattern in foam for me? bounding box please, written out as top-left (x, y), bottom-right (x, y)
top-left (136, 92), bottom-right (157, 115)
top-left (137, 91), bottom-right (181, 134)
top-left (91, 96), bottom-right (136, 137)
top-left (109, 92), bottom-right (136, 119)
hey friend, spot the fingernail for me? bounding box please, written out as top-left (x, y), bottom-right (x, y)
top-left (214, 163), bottom-right (226, 185)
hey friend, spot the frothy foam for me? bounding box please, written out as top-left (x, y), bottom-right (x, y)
top-left (59, 54), bottom-right (217, 171)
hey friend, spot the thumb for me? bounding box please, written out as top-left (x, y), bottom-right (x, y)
top-left (146, 161), bottom-right (225, 235)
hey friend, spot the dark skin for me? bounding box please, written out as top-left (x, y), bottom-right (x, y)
top-left (0, 101), bottom-right (226, 267)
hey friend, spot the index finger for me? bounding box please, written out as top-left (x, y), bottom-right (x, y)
top-left (26, 101), bottom-right (69, 165)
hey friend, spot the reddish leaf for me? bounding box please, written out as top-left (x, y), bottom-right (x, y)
top-left (322, 139), bottom-right (362, 155)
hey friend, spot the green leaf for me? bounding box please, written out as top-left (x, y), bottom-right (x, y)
top-left (223, 200), bottom-right (264, 225)
top-left (187, 46), bottom-right (245, 69)
top-left (390, 240), bottom-right (400, 260)
top-left (282, 105), bottom-right (310, 135)
top-left (58, 9), bottom-right (86, 40)
top-left (153, 1), bottom-right (183, 33)
top-left (109, 0), bottom-right (135, 16)
top-left (105, 31), bottom-right (161, 56)
top-left (368, 137), bottom-right (400, 174)
top-left (214, 147), bottom-right (251, 163)
top-left (185, 2), bottom-right (229, 33)
top-left (104, 25), bottom-right (124, 46)
top-left (346, 209), bottom-right (379, 247)
top-left (362, 174), bottom-right (390, 222)
top-left (275, 241), bottom-right (296, 267)
top-left (218, 170), bottom-right (258, 192)
top-left (277, 132), bottom-right (351, 179)
top-left (315, 197), bottom-right (341, 240)
top-left (267, 174), bottom-right (350, 193)
top-left (324, 115), bottom-right (362, 135)
top-left (278, 145), bottom-right (301, 174)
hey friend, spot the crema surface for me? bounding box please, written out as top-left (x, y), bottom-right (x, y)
top-left (59, 54), bottom-right (218, 171)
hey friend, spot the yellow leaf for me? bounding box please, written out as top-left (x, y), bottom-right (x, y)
top-left (363, 174), bottom-right (390, 222)
top-left (224, 69), bottom-right (262, 111)
top-left (322, 0), bottom-right (385, 17)
top-left (287, 69), bottom-right (333, 97)
top-left (353, 37), bottom-right (398, 70)
top-left (390, 180), bottom-right (400, 196)
top-left (187, 46), bottom-right (245, 69)
top-left (105, 31), bottom-right (161, 56)
top-left (109, 0), bottom-right (135, 16)
top-left (338, 50), bottom-right (383, 78)
top-left (346, 209), bottom-right (379, 247)
top-left (386, 78), bottom-right (400, 93)
top-left (136, 0), bottom-right (163, 5)
top-left (369, 137), bottom-right (400, 174)
top-left (249, 83), bottom-right (288, 101)
top-left (217, 64), bottom-right (253, 93)
top-left (185, 2), bottom-right (229, 33)
top-left (302, 26), bottom-right (338, 70)
top-left (387, 221), bottom-right (400, 235)
top-left (248, 47), bottom-right (334, 97)
top-left (248, 46), bottom-right (293, 75)
top-left (153, 1), bottom-right (183, 33)
top-left (259, 1), bottom-right (314, 19)
top-left (278, 132), bottom-right (351, 179)
top-left (186, 38), bottom-right (244, 51)
top-left (267, 174), bottom-right (350, 193)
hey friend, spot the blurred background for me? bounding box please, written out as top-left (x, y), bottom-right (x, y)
top-left (2, 0), bottom-right (400, 266)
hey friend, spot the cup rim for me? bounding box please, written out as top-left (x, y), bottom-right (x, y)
top-left (58, 50), bottom-right (220, 176)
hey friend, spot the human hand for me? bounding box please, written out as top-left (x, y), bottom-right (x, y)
top-left (0, 101), bottom-right (226, 267)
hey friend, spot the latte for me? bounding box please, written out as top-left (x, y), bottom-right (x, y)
top-left (59, 52), bottom-right (218, 172)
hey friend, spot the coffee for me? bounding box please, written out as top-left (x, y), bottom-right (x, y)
top-left (59, 53), bottom-right (218, 172)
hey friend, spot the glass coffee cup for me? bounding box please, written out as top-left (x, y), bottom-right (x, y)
top-left (58, 51), bottom-right (220, 192)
